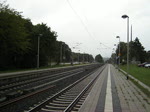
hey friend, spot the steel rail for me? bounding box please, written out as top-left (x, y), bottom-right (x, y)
top-left (0, 68), bottom-right (84, 91)
top-left (0, 64), bottom-right (100, 89)
top-left (0, 64), bottom-right (103, 112)
top-left (27, 67), bottom-right (100, 112)
top-left (64, 65), bottom-right (105, 112)
top-left (28, 65), bottom-right (105, 112)
top-left (0, 70), bottom-right (84, 107)
top-left (0, 64), bottom-right (95, 79)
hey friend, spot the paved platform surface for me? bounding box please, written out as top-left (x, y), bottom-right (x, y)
top-left (79, 64), bottom-right (150, 112)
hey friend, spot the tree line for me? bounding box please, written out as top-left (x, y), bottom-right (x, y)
top-left (0, 2), bottom-right (94, 70)
top-left (111, 37), bottom-right (150, 64)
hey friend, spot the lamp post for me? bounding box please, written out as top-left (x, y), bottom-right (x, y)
top-left (113, 46), bottom-right (117, 66)
top-left (112, 48), bottom-right (116, 65)
top-left (70, 49), bottom-right (73, 66)
top-left (122, 14), bottom-right (129, 80)
top-left (71, 47), bottom-right (77, 66)
top-left (116, 36), bottom-right (120, 69)
top-left (63, 45), bottom-right (66, 65)
top-left (60, 42), bottom-right (64, 65)
top-left (37, 34), bottom-right (42, 69)
top-left (83, 52), bottom-right (85, 64)
top-left (78, 50), bottom-right (80, 64)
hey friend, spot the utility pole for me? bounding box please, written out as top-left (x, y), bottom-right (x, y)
top-left (37, 34), bottom-right (42, 69)
top-left (60, 43), bottom-right (63, 65)
top-left (122, 14), bottom-right (129, 80)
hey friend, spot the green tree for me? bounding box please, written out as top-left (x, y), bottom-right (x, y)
top-left (0, 3), bottom-right (30, 69)
top-left (115, 37), bottom-right (147, 64)
top-left (130, 37), bottom-right (146, 63)
top-left (31, 23), bottom-right (57, 66)
top-left (116, 42), bottom-right (127, 64)
top-left (95, 54), bottom-right (104, 63)
top-left (146, 51), bottom-right (150, 62)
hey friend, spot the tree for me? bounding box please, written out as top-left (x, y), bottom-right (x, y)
top-left (95, 54), bottom-right (104, 63)
top-left (0, 2), bottom-right (95, 70)
top-left (130, 37), bottom-right (146, 63)
top-left (0, 2), bottom-right (30, 69)
top-left (31, 23), bottom-right (57, 66)
top-left (146, 51), bottom-right (150, 62)
top-left (116, 42), bottom-right (127, 64)
top-left (0, 2), bottom-right (58, 69)
top-left (115, 37), bottom-right (147, 64)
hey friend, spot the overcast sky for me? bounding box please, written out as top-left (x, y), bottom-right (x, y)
top-left (5, 0), bottom-right (150, 58)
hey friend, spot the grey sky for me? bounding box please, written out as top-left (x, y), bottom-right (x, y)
top-left (5, 0), bottom-right (150, 58)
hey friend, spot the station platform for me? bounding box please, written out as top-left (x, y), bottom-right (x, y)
top-left (79, 64), bottom-right (150, 112)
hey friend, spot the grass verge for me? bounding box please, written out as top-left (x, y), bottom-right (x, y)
top-left (120, 64), bottom-right (150, 98)
top-left (129, 78), bottom-right (150, 98)
top-left (120, 64), bottom-right (150, 87)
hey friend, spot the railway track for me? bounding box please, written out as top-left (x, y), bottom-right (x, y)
top-left (0, 64), bottom-right (103, 112)
top-left (28, 65), bottom-right (105, 112)
top-left (0, 64), bottom-right (100, 103)
top-left (0, 69), bottom-right (84, 104)
top-left (0, 68), bottom-right (83, 94)
top-left (0, 64), bottom-right (93, 87)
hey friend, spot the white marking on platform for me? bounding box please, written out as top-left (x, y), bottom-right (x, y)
top-left (104, 64), bottom-right (113, 112)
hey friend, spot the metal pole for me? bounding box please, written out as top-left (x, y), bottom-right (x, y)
top-left (78, 53), bottom-right (79, 64)
top-left (71, 51), bottom-right (73, 66)
top-left (37, 36), bottom-right (40, 68)
top-left (83, 53), bottom-right (84, 63)
top-left (127, 17), bottom-right (129, 79)
top-left (122, 15), bottom-right (129, 80)
top-left (119, 37), bottom-right (120, 68)
top-left (60, 43), bottom-right (62, 65)
top-left (131, 25), bottom-right (132, 42)
top-left (63, 45), bottom-right (65, 65)
top-left (78, 50), bottom-right (80, 64)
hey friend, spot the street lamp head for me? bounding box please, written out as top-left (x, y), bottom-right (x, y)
top-left (122, 14), bottom-right (129, 19)
top-left (116, 36), bottom-right (120, 38)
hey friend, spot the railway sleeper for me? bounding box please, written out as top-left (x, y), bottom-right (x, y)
top-left (64, 93), bottom-right (78, 96)
top-left (45, 105), bottom-right (66, 110)
top-left (60, 94), bottom-right (77, 97)
top-left (0, 96), bottom-right (7, 102)
top-left (75, 102), bottom-right (83, 107)
top-left (77, 101), bottom-right (84, 105)
top-left (78, 99), bottom-right (85, 102)
top-left (49, 102), bottom-right (69, 107)
top-left (74, 104), bottom-right (81, 108)
top-left (81, 97), bottom-right (86, 100)
top-left (41, 108), bottom-right (63, 112)
top-left (52, 100), bottom-right (70, 104)
top-left (73, 107), bottom-right (80, 111)
top-left (58, 96), bottom-right (75, 100)
top-left (65, 90), bottom-right (79, 94)
top-left (55, 98), bottom-right (73, 102)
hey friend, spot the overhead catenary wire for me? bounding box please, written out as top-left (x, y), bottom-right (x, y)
top-left (100, 42), bottom-right (112, 49)
top-left (66, 0), bottom-right (94, 40)
top-left (66, 0), bottom-right (112, 56)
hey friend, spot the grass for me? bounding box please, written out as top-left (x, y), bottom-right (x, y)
top-left (120, 64), bottom-right (150, 87)
top-left (120, 64), bottom-right (150, 98)
top-left (130, 78), bottom-right (150, 98)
